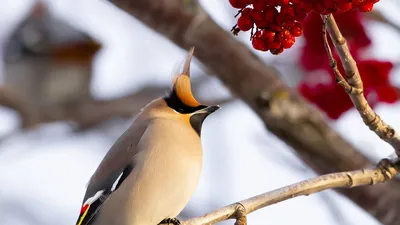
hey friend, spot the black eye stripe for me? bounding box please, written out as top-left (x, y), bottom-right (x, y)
top-left (164, 89), bottom-right (207, 114)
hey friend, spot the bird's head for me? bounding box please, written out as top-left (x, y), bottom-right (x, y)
top-left (145, 47), bottom-right (219, 135)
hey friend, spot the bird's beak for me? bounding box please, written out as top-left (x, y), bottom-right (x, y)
top-left (199, 105), bottom-right (220, 114)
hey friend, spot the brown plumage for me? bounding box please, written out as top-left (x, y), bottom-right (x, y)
top-left (75, 47), bottom-right (220, 225)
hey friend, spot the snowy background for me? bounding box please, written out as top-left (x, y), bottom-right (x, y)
top-left (1, 0), bottom-right (400, 225)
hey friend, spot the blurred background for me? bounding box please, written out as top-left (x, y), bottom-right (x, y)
top-left (1, 0), bottom-right (400, 225)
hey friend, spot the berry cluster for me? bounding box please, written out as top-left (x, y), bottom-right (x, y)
top-left (229, 0), bottom-right (380, 54)
top-left (311, 0), bottom-right (380, 14)
top-left (230, 0), bottom-right (308, 54)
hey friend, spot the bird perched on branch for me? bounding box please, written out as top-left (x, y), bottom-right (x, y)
top-left (75, 47), bottom-right (220, 225)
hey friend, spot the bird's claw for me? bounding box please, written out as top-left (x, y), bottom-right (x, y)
top-left (160, 217), bottom-right (181, 225)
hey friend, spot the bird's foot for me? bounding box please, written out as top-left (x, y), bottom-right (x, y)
top-left (160, 217), bottom-right (181, 225)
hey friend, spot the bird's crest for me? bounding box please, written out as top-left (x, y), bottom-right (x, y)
top-left (171, 47), bottom-right (200, 107)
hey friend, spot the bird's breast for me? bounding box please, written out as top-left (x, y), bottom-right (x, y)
top-left (117, 118), bottom-right (204, 225)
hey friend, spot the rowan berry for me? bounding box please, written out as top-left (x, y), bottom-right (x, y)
top-left (252, 37), bottom-right (269, 51)
top-left (264, 7), bottom-right (278, 23)
top-left (241, 7), bottom-right (253, 16)
top-left (290, 22), bottom-right (303, 37)
top-left (251, 10), bottom-right (269, 28)
top-left (229, 0), bottom-right (381, 54)
top-left (269, 41), bottom-right (282, 49)
top-left (237, 15), bottom-right (254, 31)
top-left (229, 0), bottom-right (249, 9)
top-left (270, 47), bottom-right (284, 55)
top-left (261, 30), bottom-right (276, 43)
top-left (253, 0), bottom-right (268, 11)
top-left (282, 34), bottom-right (295, 49)
top-left (337, 2), bottom-right (353, 11)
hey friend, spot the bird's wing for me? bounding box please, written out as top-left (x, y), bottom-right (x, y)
top-left (83, 117), bottom-right (148, 201)
top-left (75, 117), bottom-right (149, 225)
top-left (75, 164), bottom-right (135, 225)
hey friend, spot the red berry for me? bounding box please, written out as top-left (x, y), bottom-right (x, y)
top-left (289, 21), bottom-right (303, 37)
top-left (352, 0), bottom-right (365, 6)
top-left (251, 10), bottom-right (263, 21)
top-left (295, 4), bottom-right (305, 14)
top-left (264, 7), bottom-right (278, 22)
top-left (270, 24), bottom-right (283, 31)
top-left (270, 47), bottom-right (284, 55)
top-left (281, 0), bottom-right (290, 6)
top-left (253, 30), bottom-right (263, 38)
top-left (283, 21), bottom-right (295, 29)
top-left (241, 7), bottom-right (253, 16)
top-left (323, 0), bottom-right (335, 9)
top-left (282, 34), bottom-right (295, 49)
top-left (275, 14), bottom-right (288, 25)
top-left (229, 0), bottom-right (248, 9)
top-left (269, 41), bottom-right (282, 49)
top-left (281, 5), bottom-right (295, 18)
top-left (237, 15), bottom-right (254, 31)
top-left (276, 29), bottom-right (289, 42)
top-left (253, 0), bottom-right (267, 11)
top-left (359, 2), bottom-right (374, 12)
top-left (252, 38), bottom-right (269, 51)
top-left (337, 1), bottom-right (353, 11)
top-left (251, 10), bottom-right (269, 28)
top-left (261, 30), bottom-right (276, 43)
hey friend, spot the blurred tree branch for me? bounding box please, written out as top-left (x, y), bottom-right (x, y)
top-left (365, 10), bottom-right (400, 34)
top-left (108, 0), bottom-right (400, 224)
top-left (0, 82), bottom-right (230, 130)
top-left (0, 1), bottom-right (231, 131)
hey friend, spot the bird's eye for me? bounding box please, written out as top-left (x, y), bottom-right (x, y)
top-left (176, 108), bottom-right (185, 113)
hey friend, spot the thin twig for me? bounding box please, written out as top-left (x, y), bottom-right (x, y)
top-left (321, 17), bottom-right (353, 94)
top-left (322, 14), bottom-right (400, 157)
top-left (180, 158), bottom-right (399, 225)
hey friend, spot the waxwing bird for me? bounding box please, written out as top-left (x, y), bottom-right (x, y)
top-left (75, 47), bottom-right (220, 225)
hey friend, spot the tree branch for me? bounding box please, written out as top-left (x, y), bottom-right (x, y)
top-left (177, 158), bottom-right (400, 225)
top-left (365, 10), bottom-right (400, 34)
top-left (0, 81), bottom-right (231, 130)
top-left (322, 14), bottom-right (400, 157)
top-left (108, 0), bottom-right (400, 223)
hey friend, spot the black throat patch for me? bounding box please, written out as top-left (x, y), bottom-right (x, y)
top-left (164, 89), bottom-right (206, 114)
top-left (164, 89), bottom-right (210, 136)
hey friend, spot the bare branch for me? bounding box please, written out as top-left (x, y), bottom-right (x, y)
top-left (323, 14), bottom-right (400, 157)
top-left (181, 158), bottom-right (400, 225)
top-left (365, 10), bottom-right (400, 34)
top-left (0, 80), bottom-right (232, 130)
